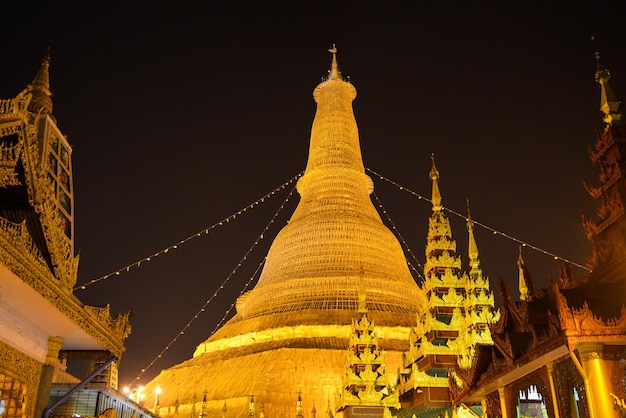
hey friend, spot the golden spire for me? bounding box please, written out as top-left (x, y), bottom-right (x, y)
top-left (429, 154), bottom-right (442, 212)
top-left (358, 269), bottom-right (367, 315)
top-left (236, 48), bottom-right (421, 318)
top-left (328, 43), bottom-right (341, 80)
top-left (27, 52), bottom-right (53, 114)
top-left (518, 246), bottom-right (529, 301)
top-left (466, 199), bottom-right (480, 271)
top-left (594, 51), bottom-right (622, 128)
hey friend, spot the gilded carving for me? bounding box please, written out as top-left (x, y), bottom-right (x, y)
top-left (0, 339), bottom-right (42, 418)
top-left (0, 95), bottom-right (130, 359)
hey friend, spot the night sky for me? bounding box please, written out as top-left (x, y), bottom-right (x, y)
top-left (2, 2), bottom-right (625, 387)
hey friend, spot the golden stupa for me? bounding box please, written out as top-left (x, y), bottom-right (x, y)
top-left (144, 48), bottom-right (423, 417)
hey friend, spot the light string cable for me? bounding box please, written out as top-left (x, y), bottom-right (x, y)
top-left (74, 173), bottom-right (303, 291)
top-left (132, 178), bottom-right (300, 383)
top-left (371, 191), bottom-right (425, 282)
top-left (367, 168), bottom-right (592, 272)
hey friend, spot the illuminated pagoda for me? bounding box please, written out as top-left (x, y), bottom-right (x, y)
top-left (0, 55), bottom-right (131, 418)
top-left (445, 53), bottom-right (626, 418)
top-left (335, 275), bottom-right (400, 417)
top-left (144, 47), bottom-right (423, 416)
top-left (398, 157), bottom-right (498, 417)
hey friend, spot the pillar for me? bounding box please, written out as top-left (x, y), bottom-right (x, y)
top-left (34, 336), bottom-right (64, 418)
top-left (497, 386), bottom-right (508, 418)
top-left (577, 342), bottom-right (615, 418)
top-left (546, 361), bottom-right (561, 418)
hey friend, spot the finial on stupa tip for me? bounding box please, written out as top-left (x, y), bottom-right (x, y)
top-left (429, 153), bottom-right (439, 180)
top-left (467, 198), bottom-right (480, 265)
top-left (328, 43), bottom-right (341, 80)
top-left (429, 153), bottom-right (442, 211)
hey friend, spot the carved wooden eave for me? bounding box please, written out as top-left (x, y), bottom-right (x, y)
top-left (0, 236), bottom-right (130, 357)
top-left (490, 331), bottom-right (514, 364)
top-left (592, 202), bottom-right (625, 236)
top-left (459, 339), bottom-right (570, 404)
top-left (588, 129), bottom-right (615, 164)
top-left (555, 287), bottom-right (626, 344)
top-left (0, 92), bottom-right (131, 358)
top-left (449, 344), bottom-right (485, 403)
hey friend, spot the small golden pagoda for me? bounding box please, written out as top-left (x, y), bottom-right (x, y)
top-left (144, 47), bottom-right (422, 417)
top-left (335, 276), bottom-right (400, 417)
top-left (399, 157), bottom-right (498, 415)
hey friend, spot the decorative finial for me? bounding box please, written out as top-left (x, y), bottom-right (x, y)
top-left (592, 36), bottom-right (622, 127)
top-left (467, 199), bottom-right (480, 269)
top-left (27, 52), bottom-right (53, 114)
top-left (518, 246), bottom-right (529, 301)
top-left (429, 154), bottom-right (442, 211)
top-left (328, 43), bottom-right (341, 80)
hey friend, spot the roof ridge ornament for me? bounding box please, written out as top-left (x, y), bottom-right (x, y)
top-left (27, 52), bottom-right (53, 114)
top-left (592, 36), bottom-right (622, 128)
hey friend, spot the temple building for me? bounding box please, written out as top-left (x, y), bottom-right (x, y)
top-left (6, 45), bottom-right (624, 418)
top-left (442, 53), bottom-right (626, 418)
top-left (0, 55), bottom-right (132, 418)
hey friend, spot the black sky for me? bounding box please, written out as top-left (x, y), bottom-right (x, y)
top-left (2, 1), bottom-right (625, 386)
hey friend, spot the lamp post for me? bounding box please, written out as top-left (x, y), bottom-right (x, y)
top-left (154, 387), bottom-right (162, 417)
top-left (123, 386), bottom-right (146, 406)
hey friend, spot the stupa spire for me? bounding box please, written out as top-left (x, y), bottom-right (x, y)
top-left (595, 51), bottom-right (622, 128)
top-left (328, 43), bottom-right (341, 80)
top-left (466, 199), bottom-right (480, 271)
top-left (429, 154), bottom-right (442, 212)
top-left (518, 247), bottom-right (529, 301)
top-left (235, 47), bottom-right (421, 318)
top-left (27, 51), bottom-right (53, 114)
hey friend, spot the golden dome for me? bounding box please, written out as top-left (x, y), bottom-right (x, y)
top-left (236, 54), bottom-right (421, 318)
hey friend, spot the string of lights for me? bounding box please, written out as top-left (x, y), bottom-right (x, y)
top-left (132, 182), bottom-right (299, 383)
top-left (366, 168), bottom-right (592, 272)
top-left (106, 166), bottom-right (590, 384)
top-left (371, 191), bottom-right (425, 282)
top-left (74, 173), bottom-right (303, 291)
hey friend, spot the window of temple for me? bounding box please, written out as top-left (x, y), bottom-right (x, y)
top-left (44, 128), bottom-right (73, 241)
top-left (517, 384), bottom-right (548, 418)
top-left (0, 373), bottom-right (27, 418)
